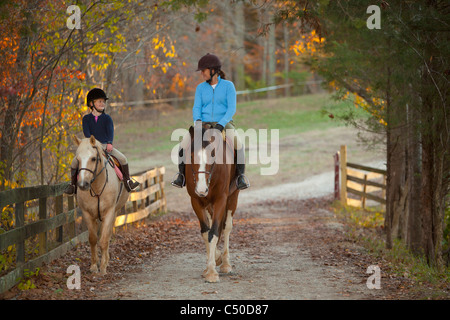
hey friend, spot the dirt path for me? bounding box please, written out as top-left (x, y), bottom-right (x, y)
top-left (92, 168), bottom-right (388, 300)
top-left (97, 199), bottom-right (383, 300)
top-left (5, 167), bottom-right (406, 301)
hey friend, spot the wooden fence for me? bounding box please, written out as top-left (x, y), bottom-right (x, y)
top-left (336, 145), bottom-right (386, 208)
top-left (0, 166), bottom-right (166, 294)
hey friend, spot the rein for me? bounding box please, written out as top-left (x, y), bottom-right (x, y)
top-left (78, 146), bottom-right (109, 221)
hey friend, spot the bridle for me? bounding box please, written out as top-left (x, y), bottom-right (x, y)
top-left (189, 125), bottom-right (219, 193)
top-left (78, 146), bottom-right (108, 220)
top-left (191, 162), bottom-right (215, 188)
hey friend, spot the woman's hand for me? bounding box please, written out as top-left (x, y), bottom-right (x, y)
top-left (106, 143), bottom-right (113, 153)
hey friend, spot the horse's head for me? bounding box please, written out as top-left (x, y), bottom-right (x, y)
top-left (74, 135), bottom-right (105, 191)
top-left (188, 125), bottom-right (221, 197)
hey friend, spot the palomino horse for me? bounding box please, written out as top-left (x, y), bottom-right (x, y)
top-left (185, 124), bottom-right (240, 283)
top-left (74, 135), bottom-right (129, 275)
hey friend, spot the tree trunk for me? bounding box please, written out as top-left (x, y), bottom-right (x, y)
top-left (420, 105), bottom-right (445, 270)
top-left (233, 0), bottom-right (245, 91)
top-left (283, 23), bottom-right (290, 97)
top-left (385, 67), bottom-right (408, 249)
top-left (406, 103), bottom-right (422, 254)
top-left (267, 22), bottom-right (276, 99)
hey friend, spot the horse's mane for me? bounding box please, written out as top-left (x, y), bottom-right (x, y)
top-left (77, 137), bottom-right (105, 158)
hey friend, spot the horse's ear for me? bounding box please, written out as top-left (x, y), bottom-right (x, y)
top-left (189, 126), bottom-right (194, 137)
top-left (73, 135), bottom-right (81, 146)
top-left (89, 135), bottom-right (96, 147)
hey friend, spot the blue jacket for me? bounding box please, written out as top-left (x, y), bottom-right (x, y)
top-left (192, 76), bottom-right (236, 127)
top-left (82, 113), bottom-right (114, 144)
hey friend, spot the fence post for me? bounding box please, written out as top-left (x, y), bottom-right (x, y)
top-left (334, 151), bottom-right (340, 200)
top-left (38, 197), bottom-right (47, 255)
top-left (160, 168), bottom-right (167, 212)
top-left (362, 174), bottom-right (368, 209)
top-left (15, 202), bottom-right (25, 265)
top-left (55, 195), bottom-right (63, 243)
top-left (67, 195), bottom-right (75, 239)
top-left (340, 145), bottom-right (347, 205)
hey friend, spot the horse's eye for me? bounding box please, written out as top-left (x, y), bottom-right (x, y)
top-left (91, 157), bottom-right (96, 162)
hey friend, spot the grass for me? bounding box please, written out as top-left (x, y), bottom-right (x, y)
top-left (115, 93), bottom-right (367, 154)
top-left (332, 202), bottom-right (450, 299)
top-left (233, 94), bottom-right (365, 137)
top-left (113, 92), bottom-right (385, 192)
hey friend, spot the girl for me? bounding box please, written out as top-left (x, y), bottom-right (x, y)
top-left (64, 88), bottom-right (140, 194)
top-left (171, 53), bottom-right (250, 190)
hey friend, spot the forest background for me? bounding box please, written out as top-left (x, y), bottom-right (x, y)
top-left (0, 0), bottom-right (448, 272)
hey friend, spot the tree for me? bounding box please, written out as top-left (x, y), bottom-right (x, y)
top-left (0, 0), bottom-right (181, 190)
top-left (273, 0), bottom-right (449, 268)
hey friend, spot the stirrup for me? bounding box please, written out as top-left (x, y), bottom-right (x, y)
top-left (171, 172), bottom-right (185, 188)
top-left (236, 174), bottom-right (250, 190)
top-left (125, 179), bottom-right (140, 192)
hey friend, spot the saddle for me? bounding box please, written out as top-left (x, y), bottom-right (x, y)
top-left (202, 123), bottom-right (234, 153)
top-left (106, 153), bottom-right (124, 181)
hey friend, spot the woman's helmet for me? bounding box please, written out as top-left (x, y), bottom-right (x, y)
top-left (196, 53), bottom-right (221, 71)
top-left (86, 88), bottom-right (108, 107)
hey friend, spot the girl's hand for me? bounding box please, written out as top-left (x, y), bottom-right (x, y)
top-left (106, 143), bottom-right (113, 153)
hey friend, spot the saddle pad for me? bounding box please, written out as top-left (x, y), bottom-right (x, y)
top-left (107, 154), bottom-right (123, 181)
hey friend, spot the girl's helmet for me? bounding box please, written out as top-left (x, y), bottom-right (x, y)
top-left (86, 88), bottom-right (108, 107)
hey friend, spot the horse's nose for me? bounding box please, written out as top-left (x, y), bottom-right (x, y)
top-left (195, 188), bottom-right (208, 197)
top-left (78, 181), bottom-right (90, 191)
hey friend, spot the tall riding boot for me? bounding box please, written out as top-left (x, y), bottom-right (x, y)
top-left (122, 164), bottom-right (140, 192)
top-left (171, 148), bottom-right (186, 188)
top-left (64, 168), bottom-right (78, 195)
top-left (236, 163), bottom-right (250, 190)
top-left (235, 148), bottom-right (250, 190)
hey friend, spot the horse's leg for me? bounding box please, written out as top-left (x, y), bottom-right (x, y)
top-left (204, 197), bottom-right (227, 283)
top-left (190, 198), bottom-right (210, 277)
top-left (220, 191), bottom-right (239, 273)
top-left (207, 205), bottom-right (222, 266)
top-left (98, 207), bottom-right (115, 276)
top-left (220, 209), bottom-right (234, 273)
top-left (83, 212), bottom-right (99, 273)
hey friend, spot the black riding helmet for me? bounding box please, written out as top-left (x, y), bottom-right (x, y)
top-left (197, 53), bottom-right (222, 84)
top-left (196, 53), bottom-right (221, 71)
top-left (86, 88), bottom-right (108, 108)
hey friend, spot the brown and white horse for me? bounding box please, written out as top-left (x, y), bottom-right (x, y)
top-left (185, 125), bottom-right (240, 283)
top-left (74, 135), bottom-right (129, 275)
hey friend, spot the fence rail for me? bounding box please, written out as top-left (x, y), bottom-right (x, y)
top-left (109, 80), bottom-right (324, 107)
top-left (335, 145), bottom-right (386, 208)
top-left (0, 166), bottom-right (166, 294)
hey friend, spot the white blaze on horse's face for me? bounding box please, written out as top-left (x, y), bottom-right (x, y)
top-left (77, 147), bottom-right (97, 190)
top-left (195, 148), bottom-right (209, 197)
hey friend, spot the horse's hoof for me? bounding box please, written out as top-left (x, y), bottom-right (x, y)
top-left (99, 270), bottom-right (107, 276)
top-left (204, 271), bottom-right (219, 283)
top-left (220, 264), bottom-right (232, 274)
top-left (90, 265), bottom-right (98, 273)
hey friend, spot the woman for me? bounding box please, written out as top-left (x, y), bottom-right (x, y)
top-left (171, 53), bottom-right (250, 190)
top-left (64, 88), bottom-right (140, 194)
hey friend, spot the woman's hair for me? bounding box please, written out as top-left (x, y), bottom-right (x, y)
top-left (217, 69), bottom-right (226, 80)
